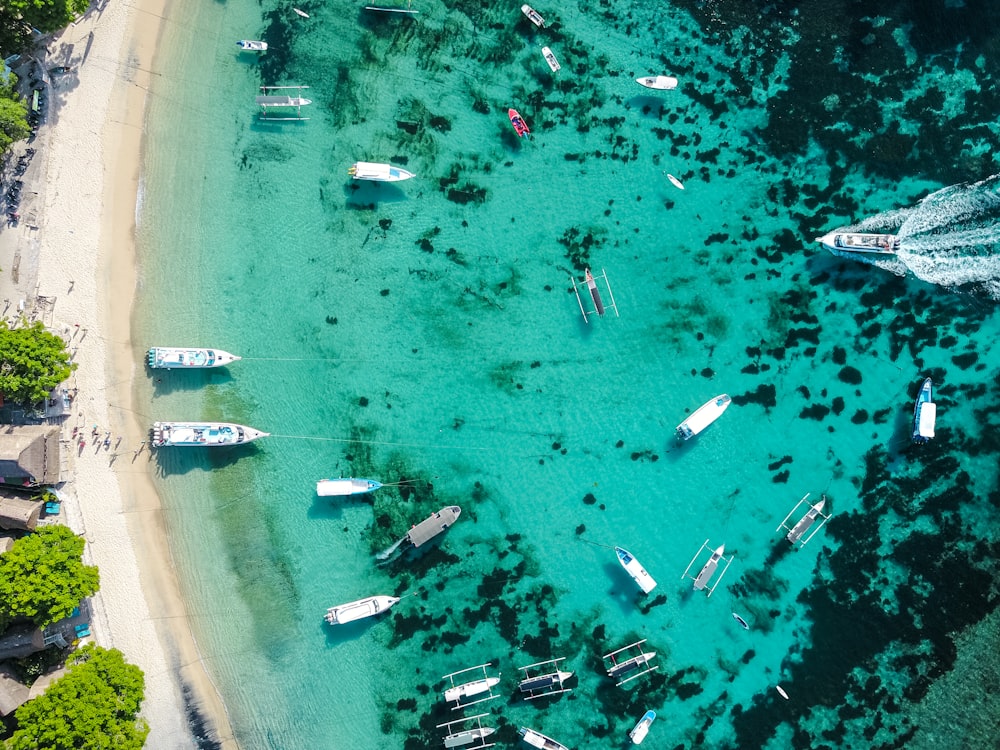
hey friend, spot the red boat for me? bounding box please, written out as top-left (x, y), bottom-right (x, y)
top-left (508, 108), bottom-right (530, 137)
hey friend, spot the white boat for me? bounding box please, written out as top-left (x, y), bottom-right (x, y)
top-left (912, 377), bottom-right (936, 443)
top-left (348, 161), bottom-right (416, 182)
top-left (636, 75), bottom-right (678, 90)
top-left (615, 546), bottom-right (657, 593)
top-left (666, 173), bottom-right (684, 190)
top-left (681, 539), bottom-right (734, 596)
top-left (518, 727), bottom-right (568, 750)
top-left (521, 4), bottom-right (545, 27)
top-left (150, 422), bottom-right (269, 447)
top-left (629, 710), bottom-right (656, 745)
top-left (676, 393), bottom-right (731, 440)
top-left (237, 40), bottom-right (267, 51)
top-left (444, 726), bottom-right (495, 748)
top-left (517, 658), bottom-right (573, 699)
top-left (324, 594), bottom-right (399, 624)
top-left (781, 495), bottom-right (829, 546)
top-left (316, 478), bottom-right (383, 496)
top-left (541, 46), bottom-right (560, 72)
top-left (293, 7), bottom-right (309, 17)
top-left (443, 676), bottom-right (500, 703)
top-left (147, 347), bottom-right (240, 369)
top-left (816, 231), bottom-right (899, 255)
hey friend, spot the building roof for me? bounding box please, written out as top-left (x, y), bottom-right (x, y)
top-left (0, 665), bottom-right (30, 716)
top-left (0, 425), bottom-right (62, 485)
top-left (0, 492), bottom-right (42, 531)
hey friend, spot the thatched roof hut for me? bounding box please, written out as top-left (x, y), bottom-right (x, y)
top-left (0, 665), bottom-right (30, 716)
top-left (0, 490), bottom-right (43, 531)
top-left (0, 425), bottom-right (62, 486)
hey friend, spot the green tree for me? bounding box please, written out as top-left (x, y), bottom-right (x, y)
top-left (0, 94), bottom-right (29, 152)
top-left (0, 321), bottom-right (76, 407)
top-left (0, 525), bottom-right (99, 629)
top-left (6, 644), bottom-right (149, 750)
top-left (0, 0), bottom-right (89, 55)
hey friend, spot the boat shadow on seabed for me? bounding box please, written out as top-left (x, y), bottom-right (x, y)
top-left (150, 442), bottom-right (265, 477)
top-left (344, 181), bottom-right (410, 208)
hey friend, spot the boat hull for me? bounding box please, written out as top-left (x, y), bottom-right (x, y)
top-left (615, 546), bottom-right (657, 593)
top-left (147, 347), bottom-right (240, 369)
top-left (817, 231), bottom-right (898, 255)
top-left (237, 40), bottom-right (267, 51)
top-left (348, 161), bottom-right (416, 182)
top-left (676, 394), bottom-right (731, 440)
top-left (444, 677), bottom-right (500, 703)
top-left (629, 710), bottom-right (656, 745)
top-left (519, 727), bottom-right (568, 750)
top-left (150, 422), bottom-right (269, 447)
top-left (508, 108), bottom-right (530, 137)
top-left (316, 478), bottom-right (383, 496)
top-left (912, 377), bottom-right (936, 443)
top-left (520, 4), bottom-right (545, 27)
top-left (541, 46), bottom-right (560, 72)
top-left (325, 594), bottom-right (399, 624)
top-left (636, 75), bottom-right (678, 90)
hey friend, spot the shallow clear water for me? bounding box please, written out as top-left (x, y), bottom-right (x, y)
top-left (136, 1), bottom-right (1000, 748)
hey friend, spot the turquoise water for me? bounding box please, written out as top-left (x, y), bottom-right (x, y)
top-left (135, 1), bottom-right (1000, 748)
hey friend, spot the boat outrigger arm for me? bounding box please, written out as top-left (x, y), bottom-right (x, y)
top-left (681, 539), bottom-right (734, 597)
top-left (441, 662), bottom-right (501, 710)
top-left (516, 657), bottom-right (573, 700)
top-left (569, 267), bottom-right (619, 323)
top-left (435, 713), bottom-right (496, 750)
top-left (256, 85), bottom-right (312, 121)
top-left (602, 639), bottom-right (658, 686)
top-left (776, 493), bottom-right (831, 547)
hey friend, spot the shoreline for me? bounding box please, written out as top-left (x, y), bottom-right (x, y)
top-left (0, 0), bottom-right (237, 747)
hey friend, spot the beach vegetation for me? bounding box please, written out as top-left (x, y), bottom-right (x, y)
top-left (0, 89), bottom-right (30, 152)
top-left (0, 0), bottom-right (89, 55)
top-left (6, 643), bottom-right (148, 750)
top-left (0, 525), bottom-right (99, 629)
top-left (0, 321), bottom-right (76, 407)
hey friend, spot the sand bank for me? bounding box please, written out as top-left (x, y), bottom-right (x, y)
top-left (0, 1), bottom-right (237, 747)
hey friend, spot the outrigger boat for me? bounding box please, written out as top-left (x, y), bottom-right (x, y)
top-left (777, 493), bottom-right (830, 547)
top-left (147, 347), bottom-right (240, 369)
top-left (676, 394), bottom-right (731, 440)
top-left (816, 230), bottom-right (899, 255)
top-left (508, 108), bottom-right (530, 137)
top-left (602, 639), bottom-right (658, 686)
top-left (316, 478), bottom-right (383, 497)
top-left (237, 40), bottom-right (267, 51)
top-left (516, 657), bottom-right (573, 700)
top-left (256, 85), bottom-right (311, 121)
top-left (442, 663), bottom-right (501, 710)
top-left (436, 714), bottom-right (496, 749)
top-left (636, 75), bottom-right (678, 90)
top-left (518, 727), bottom-right (567, 750)
top-left (365, 0), bottom-right (419, 13)
top-left (615, 546), bottom-right (657, 594)
top-left (681, 540), bottom-right (734, 597)
top-left (324, 594), bottom-right (399, 624)
top-left (348, 161), bottom-right (416, 182)
top-left (912, 377), bottom-right (936, 443)
top-left (520, 4), bottom-right (545, 27)
top-left (541, 46), bottom-right (560, 72)
top-left (569, 267), bottom-right (619, 323)
top-left (150, 422), bottom-right (269, 447)
top-left (628, 710), bottom-right (656, 745)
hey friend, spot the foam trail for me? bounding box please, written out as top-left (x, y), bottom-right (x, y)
top-left (376, 535), bottom-right (407, 561)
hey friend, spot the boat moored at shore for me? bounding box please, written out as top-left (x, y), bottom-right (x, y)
top-left (912, 377), bottom-right (936, 443)
top-left (676, 394), bottom-right (731, 440)
top-left (150, 422), bottom-right (269, 447)
top-left (817, 230), bottom-right (899, 255)
top-left (316, 478), bottom-right (383, 496)
top-left (324, 594), bottom-right (399, 625)
top-left (348, 161), bottom-right (416, 182)
top-left (147, 347), bottom-right (240, 369)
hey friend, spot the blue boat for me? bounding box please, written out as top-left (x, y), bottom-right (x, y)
top-left (912, 377), bottom-right (936, 443)
top-left (629, 710), bottom-right (656, 745)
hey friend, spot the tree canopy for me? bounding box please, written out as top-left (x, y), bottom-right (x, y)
top-left (0, 93), bottom-right (29, 151)
top-left (0, 525), bottom-right (99, 629)
top-left (0, 0), bottom-right (89, 56)
top-left (0, 321), bottom-right (76, 407)
top-left (6, 644), bottom-right (149, 750)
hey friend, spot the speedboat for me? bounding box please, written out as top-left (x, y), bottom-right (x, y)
top-left (912, 377), bottom-right (936, 443)
top-left (629, 710), bottom-right (656, 745)
top-left (636, 75), bottom-right (678, 90)
top-left (541, 46), bottom-right (560, 72)
top-left (237, 40), bottom-right (268, 51)
top-left (676, 394), bottom-right (731, 440)
top-left (518, 727), bottom-right (568, 750)
top-left (147, 347), bottom-right (240, 369)
top-left (316, 478), bottom-right (383, 496)
top-left (520, 4), bottom-right (545, 27)
top-left (348, 161), bottom-right (416, 182)
top-left (150, 422), bottom-right (269, 447)
top-left (817, 231), bottom-right (899, 255)
top-left (324, 594), bottom-right (399, 624)
top-left (615, 546), bottom-right (657, 593)
top-left (508, 108), bottom-right (530, 137)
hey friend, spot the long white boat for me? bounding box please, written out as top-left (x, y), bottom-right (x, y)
top-left (150, 422), bottom-right (269, 447)
top-left (316, 478), bottom-right (383, 496)
top-left (147, 347), bottom-right (240, 369)
top-left (629, 710), bottom-right (656, 745)
top-left (636, 75), bottom-right (678, 90)
top-left (237, 40), bottom-right (268, 51)
top-left (615, 546), bottom-right (657, 593)
top-left (443, 675), bottom-right (500, 703)
top-left (817, 230), bottom-right (899, 255)
top-left (348, 161), bottom-right (416, 182)
top-left (912, 377), bottom-right (936, 443)
top-left (676, 394), bottom-right (731, 440)
top-left (324, 594), bottom-right (399, 624)
top-left (518, 727), bottom-right (568, 750)
top-left (541, 46), bottom-right (560, 72)
top-left (520, 3), bottom-right (545, 27)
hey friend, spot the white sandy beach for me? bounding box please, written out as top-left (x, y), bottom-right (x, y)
top-left (0, 1), bottom-right (236, 747)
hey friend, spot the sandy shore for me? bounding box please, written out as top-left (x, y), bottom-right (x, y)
top-left (0, 1), bottom-right (236, 748)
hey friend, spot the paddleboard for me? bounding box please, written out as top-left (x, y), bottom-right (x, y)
top-left (666, 173), bottom-right (685, 190)
top-left (776, 685), bottom-right (789, 700)
top-left (293, 7), bottom-right (310, 17)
